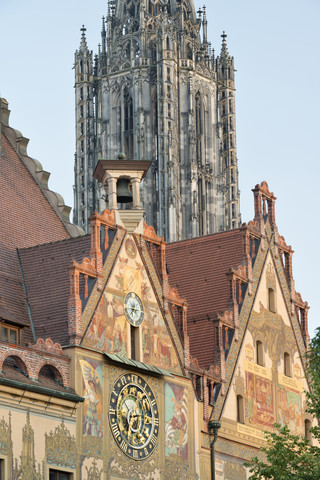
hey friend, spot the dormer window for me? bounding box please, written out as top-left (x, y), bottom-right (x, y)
top-left (0, 324), bottom-right (19, 344)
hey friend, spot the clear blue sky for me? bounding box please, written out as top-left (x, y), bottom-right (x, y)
top-left (1, 0), bottom-right (319, 336)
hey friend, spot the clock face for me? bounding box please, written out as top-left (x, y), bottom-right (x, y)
top-left (124, 292), bottom-right (144, 327)
top-left (109, 373), bottom-right (159, 460)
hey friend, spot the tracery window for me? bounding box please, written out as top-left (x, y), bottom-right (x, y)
top-left (195, 92), bottom-right (202, 164)
top-left (148, 0), bottom-right (162, 15)
top-left (124, 0), bottom-right (139, 18)
top-left (123, 88), bottom-right (133, 159)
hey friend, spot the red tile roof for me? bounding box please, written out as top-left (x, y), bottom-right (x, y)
top-left (0, 127), bottom-right (77, 346)
top-left (19, 236), bottom-right (91, 346)
top-left (0, 134), bottom-right (71, 248)
top-left (166, 230), bottom-right (244, 369)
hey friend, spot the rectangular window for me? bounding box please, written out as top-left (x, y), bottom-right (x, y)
top-left (0, 458), bottom-right (5, 479)
top-left (0, 326), bottom-right (18, 344)
top-left (49, 470), bottom-right (72, 480)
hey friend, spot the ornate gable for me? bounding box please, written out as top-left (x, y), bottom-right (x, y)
top-left (215, 217), bottom-right (311, 455)
top-left (81, 231), bottom-right (182, 374)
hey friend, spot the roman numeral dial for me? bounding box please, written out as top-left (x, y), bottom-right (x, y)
top-left (109, 373), bottom-right (159, 460)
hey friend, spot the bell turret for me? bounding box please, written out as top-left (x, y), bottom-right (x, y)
top-left (117, 178), bottom-right (133, 204)
top-left (93, 155), bottom-right (152, 233)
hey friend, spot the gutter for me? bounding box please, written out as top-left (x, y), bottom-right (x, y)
top-left (0, 376), bottom-right (84, 403)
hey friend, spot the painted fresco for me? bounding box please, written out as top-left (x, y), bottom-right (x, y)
top-left (82, 234), bottom-right (181, 373)
top-left (165, 382), bottom-right (188, 460)
top-left (80, 359), bottom-right (103, 438)
top-left (83, 292), bottom-right (128, 356)
top-left (278, 386), bottom-right (303, 435)
top-left (245, 371), bottom-right (274, 428)
top-left (143, 305), bottom-right (179, 370)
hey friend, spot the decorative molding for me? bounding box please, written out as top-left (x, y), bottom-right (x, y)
top-left (85, 459), bottom-right (103, 480)
top-left (29, 338), bottom-right (64, 356)
top-left (45, 420), bottom-right (77, 469)
top-left (81, 228), bottom-right (126, 334)
top-left (143, 222), bottom-right (164, 244)
top-left (82, 436), bottom-right (103, 459)
top-left (165, 455), bottom-right (197, 480)
top-left (0, 413), bottom-right (12, 456)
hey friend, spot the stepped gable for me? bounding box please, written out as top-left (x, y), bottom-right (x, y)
top-left (18, 235), bottom-right (91, 346)
top-left (0, 98), bottom-right (83, 240)
top-left (166, 229), bottom-right (244, 369)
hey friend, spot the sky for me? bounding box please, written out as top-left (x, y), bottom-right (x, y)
top-left (1, 0), bottom-right (319, 336)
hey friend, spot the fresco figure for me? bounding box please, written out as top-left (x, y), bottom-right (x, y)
top-left (278, 386), bottom-right (303, 435)
top-left (80, 359), bottom-right (103, 438)
top-left (83, 293), bottom-right (127, 356)
top-left (143, 307), bottom-right (179, 371)
top-left (245, 371), bottom-right (273, 428)
top-left (165, 383), bottom-right (188, 460)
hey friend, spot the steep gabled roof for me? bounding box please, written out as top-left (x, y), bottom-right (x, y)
top-left (19, 235), bottom-right (91, 346)
top-left (0, 98), bottom-right (83, 345)
top-left (166, 229), bottom-right (244, 369)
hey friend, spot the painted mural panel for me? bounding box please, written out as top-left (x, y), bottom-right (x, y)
top-left (82, 234), bottom-right (181, 373)
top-left (245, 371), bottom-right (274, 428)
top-left (278, 370), bottom-right (304, 435)
top-left (83, 292), bottom-right (128, 356)
top-left (80, 359), bottom-right (103, 438)
top-left (244, 344), bottom-right (274, 429)
top-left (165, 382), bottom-right (188, 460)
top-left (143, 306), bottom-right (179, 370)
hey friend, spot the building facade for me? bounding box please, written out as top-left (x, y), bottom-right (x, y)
top-left (73, 0), bottom-right (241, 241)
top-left (0, 97), bottom-right (314, 479)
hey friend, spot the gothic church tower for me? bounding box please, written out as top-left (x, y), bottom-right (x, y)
top-left (74, 0), bottom-right (241, 241)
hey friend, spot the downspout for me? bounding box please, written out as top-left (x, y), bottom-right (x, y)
top-left (208, 420), bottom-right (221, 480)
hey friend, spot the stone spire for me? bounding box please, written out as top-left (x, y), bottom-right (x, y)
top-left (79, 25), bottom-right (89, 53)
top-left (73, 26), bottom-right (95, 232)
top-left (73, 0), bottom-right (242, 239)
top-left (216, 31), bottom-right (241, 230)
top-left (220, 32), bottom-right (229, 59)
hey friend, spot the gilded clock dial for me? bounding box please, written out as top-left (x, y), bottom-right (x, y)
top-left (109, 373), bottom-right (159, 460)
top-left (124, 292), bottom-right (144, 327)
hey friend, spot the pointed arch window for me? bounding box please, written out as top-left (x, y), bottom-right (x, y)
top-left (237, 395), bottom-right (244, 424)
top-left (187, 44), bottom-right (193, 60)
top-left (195, 92), bottom-right (202, 164)
top-left (149, 0), bottom-right (161, 16)
top-left (256, 340), bottom-right (264, 366)
top-left (305, 420), bottom-right (312, 442)
top-left (284, 352), bottom-right (291, 377)
top-left (268, 288), bottom-right (276, 313)
top-left (124, 88), bottom-right (133, 159)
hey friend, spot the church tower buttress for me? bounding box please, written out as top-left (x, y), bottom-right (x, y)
top-left (74, 26), bottom-right (96, 232)
top-left (216, 32), bottom-right (241, 230)
top-left (74, 1), bottom-right (241, 240)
